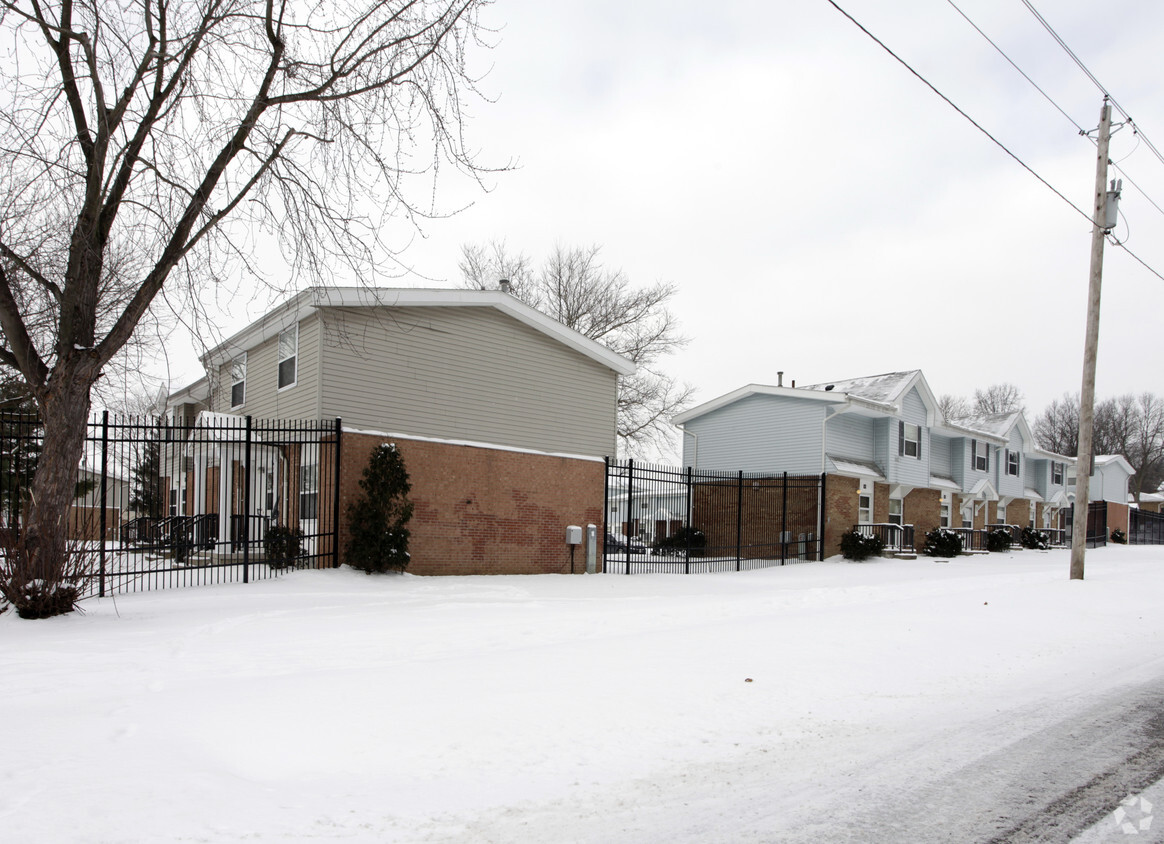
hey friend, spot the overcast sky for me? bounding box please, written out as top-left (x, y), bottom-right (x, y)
top-left (158, 0), bottom-right (1164, 450)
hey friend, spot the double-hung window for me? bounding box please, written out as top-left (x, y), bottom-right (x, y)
top-left (278, 326), bottom-right (297, 389)
top-left (1052, 461), bottom-right (1064, 485)
top-left (888, 498), bottom-right (903, 526)
top-left (1006, 449), bottom-right (1020, 477)
top-left (972, 439), bottom-right (989, 472)
top-left (899, 422), bottom-right (921, 459)
top-left (940, 495), bottom-right (951, 528)
top-left (230, 356), bottom-right (246, 409)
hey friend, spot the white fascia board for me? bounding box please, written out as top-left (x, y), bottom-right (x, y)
top-left (673, 384), bottom-right (845, 426)
top-left (935, 421), bottom-right (1008, 446)
top-left (1032, 447), bottom-right (1076, 464)
top-left (201, 287), bottom-right (636, 377)
top-left (1095, 454), bottom-right (1135, 475)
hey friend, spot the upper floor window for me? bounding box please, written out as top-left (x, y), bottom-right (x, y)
top-left (230, 356), bottom-right (246, 409)
top-left (278, 326), bottom-right (297, 389)
top-left (1006, 449), bottom-right (1020, 477)
top-left (972, 439), bottom-right (989, 472)
top-left (1052, 462), bottom-right (1064, 485)
top-left (900, 422), bottom-right (921, 459)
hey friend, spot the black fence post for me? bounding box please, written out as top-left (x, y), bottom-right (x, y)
top-left (685, 465), bottom-right (693, 575)
top-left (602, 456), bottom-right (611, 574)
top-left (819, 473), bottom-right (828, 561)
top-left (99, 411), bottom-right (109, 597)
top-left (332, 418), bottom-right (343, 568)
top-left (243, 416), bottom-right (252, 583)
top-left (736, 470), bottom-right (743, 571)
top-left (625, 459), bottom-right (634, 574)
top-left (780, 471), bottom-right (789, 565)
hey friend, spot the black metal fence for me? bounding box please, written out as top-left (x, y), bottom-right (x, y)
top-left (1130, 508), bottom-right (1164, 545)
top-left (1063, 500), bottom-right (1109, 548)
top-left (1, 411), bottom-right (341, 598)
top-left (603, 459), bottom-right (825, 574)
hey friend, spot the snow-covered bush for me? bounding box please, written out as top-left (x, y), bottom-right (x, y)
top-left (840, 528), bottom-right (884, 561)
top-left (922, 527), bottom-right (962, 557)
top-left (346, 443), bottom-right (413, 574)
top-left (1111, 528), bottom-right (1128, 545)
top-left (1020, 526), bottom-right (1050, 550)
top-left (986, 527), bottom-right (1013, 553)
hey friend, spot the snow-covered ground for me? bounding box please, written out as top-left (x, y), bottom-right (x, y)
top-left (4, 546), bottom-right (1164, 842)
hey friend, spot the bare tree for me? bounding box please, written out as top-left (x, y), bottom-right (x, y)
top-left (460, 241), bottom-right (693, 455)
top-left (1033, 392), bottom-right (1164, 500)
top-left (0, 0), bottom-right (494, 615)
top-left (973, 383), bottom-right (1025, 416)
top-left (937, 394), bottom-right (971, 423)
top-left (1033, 393), bottom-right (1080, 456)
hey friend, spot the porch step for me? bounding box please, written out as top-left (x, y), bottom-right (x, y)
top-left (893, 552), bottom-right (918, 560)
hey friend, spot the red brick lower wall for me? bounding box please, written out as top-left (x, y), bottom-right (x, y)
top-left (339, 433), bottom-right (604, 575)
top-left (823, 475), bottom-right (859, 558)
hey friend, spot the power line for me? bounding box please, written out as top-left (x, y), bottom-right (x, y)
top-left (944, 0), bottom-right (1084, 134)
top-left (1020, 0), bottom-right (1164, 171)
top-left (947, 0), bottom-right (1164, 223)
top-left (823, 0), bottom-right (1092, 226)
top-left (825, 0), bottom-right (1164, 285)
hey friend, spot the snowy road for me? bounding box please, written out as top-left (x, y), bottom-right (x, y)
top-left (5, 546), bottom-right (1164, 843)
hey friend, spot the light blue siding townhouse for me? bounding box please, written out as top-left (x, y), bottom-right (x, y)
top-left (673, 370), bottom-right (1077, 556)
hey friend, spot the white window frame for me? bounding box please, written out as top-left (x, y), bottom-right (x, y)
top-left (1007, 450), bottom-right (1020, 477)
top-left (858, 480), bottom-right (873, 524)
top-left (230, 355), bottom-right (246, 409)
top-left (278, 325), bottom-right (298, 390)
top-left (973, 441), bottom-right (989, 472)
top-left (940, 494), bottom-right (951, 528)
top-left (902, 423), bottom-right (920, 459)
top-left (888, 497), bottom-right (903, 526)
top-left (1052, 462), bottom-right (1063, 485)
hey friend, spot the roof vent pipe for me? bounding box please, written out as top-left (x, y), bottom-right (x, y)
top-left (777, 371), bottom-right (784, 388)
top-left (792, 379), bottom-right (796, 388)
top-left (499, 278), bottom-right (511, 294)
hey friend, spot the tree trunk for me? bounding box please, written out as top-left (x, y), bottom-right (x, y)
top-left (21, 374), bottom-right (93, 589)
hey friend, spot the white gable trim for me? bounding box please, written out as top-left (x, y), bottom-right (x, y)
top-left (201, 287), bottom-right (636, 377)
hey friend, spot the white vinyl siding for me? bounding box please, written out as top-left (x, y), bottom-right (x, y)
top-left (683, 394), bottom-right (825, 473)
top-left (318, 306), bottom-right (618, 457)
top-left (929, 435), bottom-right (952, 477)
top-left (890, 388), bottom-right (929, 487)
top-left (213, 315), bottom-right (321, 419)
top-left (828, 414), bottom-right (876, 463)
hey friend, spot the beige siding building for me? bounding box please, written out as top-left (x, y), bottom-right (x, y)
top-left (202, 288), bottom-right (629, 458)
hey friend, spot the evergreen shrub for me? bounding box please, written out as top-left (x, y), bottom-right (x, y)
top-left (840, 528), bottom-right (884, 561)
top-left (346, 443), bottom-right (413, 574)
top-left (1020, 526), bottom-right (1050, 550)
top-left (922, 527), bottom-right (962, 557)
top-left (987, 527), bottom-right (1013, 553)
top-left (264, 524), bottom-right (304, 569)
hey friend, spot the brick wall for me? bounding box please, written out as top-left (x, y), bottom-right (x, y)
top-left (338, 433), bottom-right (604, 575)
top-left (906, 488), bottom-right (941, 549)
top-left (1005, 498), bottom-right (1032, 528)
top-left (822, 475), bottom-right (859, 558)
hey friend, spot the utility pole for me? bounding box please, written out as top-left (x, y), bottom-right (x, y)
top-left (1070, 99), bottom-right (1119, 580)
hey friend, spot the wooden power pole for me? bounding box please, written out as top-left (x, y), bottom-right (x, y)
top-left (1070, 99), bottom-right (1117, 580)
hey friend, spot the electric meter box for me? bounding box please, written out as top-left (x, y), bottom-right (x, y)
top-left (565, 525), bottom-right (583, 545)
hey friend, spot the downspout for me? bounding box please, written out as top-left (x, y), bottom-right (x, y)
top-left (682, 426), bottom-right (698, 470)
